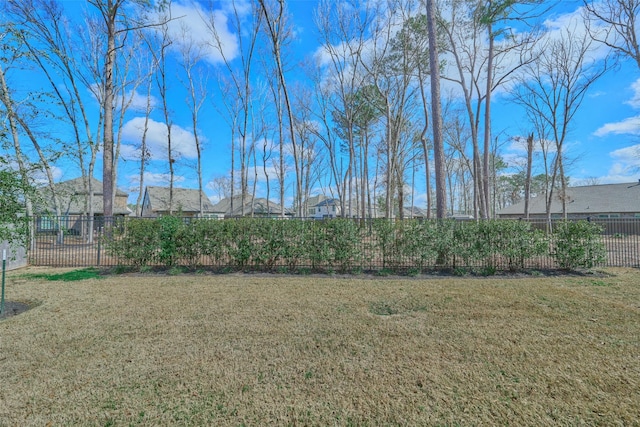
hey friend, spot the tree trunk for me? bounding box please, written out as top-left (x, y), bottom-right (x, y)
top-left (427, 0), bottom-right (446, 218)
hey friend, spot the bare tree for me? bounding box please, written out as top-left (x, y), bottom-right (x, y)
top-left (134, 61), bottom-right (155, 216)
top-left (0, 24), bottom-right (66, 242)
top-left (145, 13), bottom-right (176, 213)
top-left (512, 23), bottom-right (609, 221)
top-left (258, 0), bottom-right (300, 216)
top-left (440, 0), bottom-right (540, 218)
top-left (88, 0), bottom-right (166, 218)
top-left (202, 0), bottom-right (262, 216)
top-left (314, 0), bottom-right (374, 217)
top-left (583, 0), bottom-right (640, 69)
top-left (0, 31), bottom-right (35, 221)
top-left (524, 132), bottom-right (534, 219)
top-left (6, 0), bottom-right (106, 239)
top-left (177, 23), bottom-right (208, 216)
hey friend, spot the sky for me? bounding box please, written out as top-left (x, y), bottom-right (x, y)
top-left (3, 0), bottom-right (640, 208)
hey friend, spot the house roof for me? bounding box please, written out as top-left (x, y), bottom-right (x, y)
top-left (306, 194), bottom-right (330, 208)
top-left (404, 206), bottom-right (429, 217)
top-left (144, 186), bottom-right (216, 213)
top-left (55, 176), bottom-right (128, 197)
top-left (497, 182), bottom-right (640, 216)
top-left (38, 177), bottom-right (130, 215)
top-left (314, 198), bottom-right (340, 207)
top-left (211, 195), bottom-right (290, 217)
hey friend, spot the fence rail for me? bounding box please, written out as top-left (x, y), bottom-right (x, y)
top-left (26, 216), bottom-right (640, 271)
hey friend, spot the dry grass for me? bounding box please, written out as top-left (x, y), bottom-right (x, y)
top-left (1, 268), bottom-right (639, 426)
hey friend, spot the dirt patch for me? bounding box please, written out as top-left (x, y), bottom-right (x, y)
top-left (0, 301), bottom-right (31, 321)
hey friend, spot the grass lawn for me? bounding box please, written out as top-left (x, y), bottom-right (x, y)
top-left (1, 267), bottom-right (639, 426)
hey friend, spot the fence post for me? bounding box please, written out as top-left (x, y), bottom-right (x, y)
top-left (1, 249), bottom-right (6, 315)
top-left (96, 227), bottom-right (101, 266)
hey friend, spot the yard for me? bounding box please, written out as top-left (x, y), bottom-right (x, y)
top-left (1, 268), bottom-right (639, 425)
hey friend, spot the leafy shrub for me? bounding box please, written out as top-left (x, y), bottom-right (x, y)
top-left (324, 219), bottom-right (363, 272)
top-left (473, 220), bottom-right (548, 271)
top-left (552, 220), bottom-right (606, 270)
top-left (104, 218), bottom-right (160, 266)
top-left (158, 215), bottom-right (184, 267)
top-left (104, 216), bottom-right (605, 273)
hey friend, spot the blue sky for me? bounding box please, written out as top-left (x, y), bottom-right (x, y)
top-left (3, 0), bottom-right (640, 208)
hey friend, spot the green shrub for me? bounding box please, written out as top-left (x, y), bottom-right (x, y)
top-left (473, 220), bottom-right (548, 271)
top-left (105, 217), bottom-right (604, 273)
top-left (157, 215), bottom-right (183, 267)
top-left (305, 221), bottom-right (332, 270)
top-left (104, 218), bottom-right (160, 266)
top-left (552, 220), bottom-right (606, 270)
top-left (372, 219), bottom-right (401, 268)
top-left (324, 219), bottom-right (363, 272)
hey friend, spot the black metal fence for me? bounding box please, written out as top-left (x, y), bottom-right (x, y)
top-left (26, 216), bottom-right (640, 270)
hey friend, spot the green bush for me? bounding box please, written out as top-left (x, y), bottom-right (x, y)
top-left (552, 221), bottom-right (606, 270)
top-left (104, 218), bottom-right (161, 266)
top-left (324, 219), bottom-right (363, 272)
top-left (104, 217), bottom-right (606, 273)
top-left (372, 219), bottom-right (400, 268)
top-left (472, 220), bottom-right (548, 271)
top-left (158, 215), bottom-right (183, 267)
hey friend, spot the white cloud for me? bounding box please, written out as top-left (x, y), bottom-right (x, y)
top-left (505, 136), bottom-right (558, 154)
top-left (610, 144), bottom-right (640, 168)
top-left (33, 166), bottom-right (64, 185)
top-left (125, 89), bottom-right (158, 112)
top-left (626, 78), bottom-right (640, 108)
top-left (89, 84), bottom-right (157, 112)
top-left (593, 78), bottom-right (640, 136)
top-left (120, 117), bottom-right (205, 161)
top-left (128, 172), bottom-right (186, 188)
top-left (586, 144), bottom-right (640, 183)
top-left (245, 165), bottom-right (280, 183)
top-left (162, 1), bottom-right (240, 65)
top-left (594, 116), bottom-right (640, 136)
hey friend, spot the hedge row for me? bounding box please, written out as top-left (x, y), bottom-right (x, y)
top-left (104, 217), bottom-right (606, 272)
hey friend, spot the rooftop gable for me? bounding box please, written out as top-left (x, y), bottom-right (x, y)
top-left (144, 186), bottom-right (216, 213)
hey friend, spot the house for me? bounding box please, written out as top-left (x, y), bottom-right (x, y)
top-left (35, 177), bottom-right (130, 234)
top-left (496, 182), bottom-right (640, 220)
top-left (210, 195), bottom-right (291, 218)
top-left (304, 194), bottom-right (330, 217)
top-left (140, 186), bottom-right (217, 218)
top-left (38, 176), bottom-right (130, 217)
top-left (309, 198), bottom-right (341, 219)
top-left (404, 206), bottom-right (429, 219)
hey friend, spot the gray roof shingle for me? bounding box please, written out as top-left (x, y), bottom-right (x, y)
top-left (497, 182), bottom-right (640, 216)
top-left (38, 177), bottom-right (130, 215)
top-left (145, 186), bottom-right (216, 213)
top-left (210, 195), bottom-right (289, 217)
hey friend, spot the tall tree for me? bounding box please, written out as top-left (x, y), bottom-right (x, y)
top-left (512, 23), bottom-right (609, 221)
top-left (6, 0), bottom-right (105, 240)
top-left (426, 0), bottom-right (447, 218)
top-left (145, 10), bottom-right (176, 213)
top-left (178, 23), bottom-right (208, 216)
top-left (440, 0), bottom-right (540, 218)
top-left (88, 0), bottom-right (165, 218)
top-left (203, 0), bottom-right (262, 216)
top-left (314, 0), bottom-right (374, 217)
top-left (259, 0), bottom-right (300, 216)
